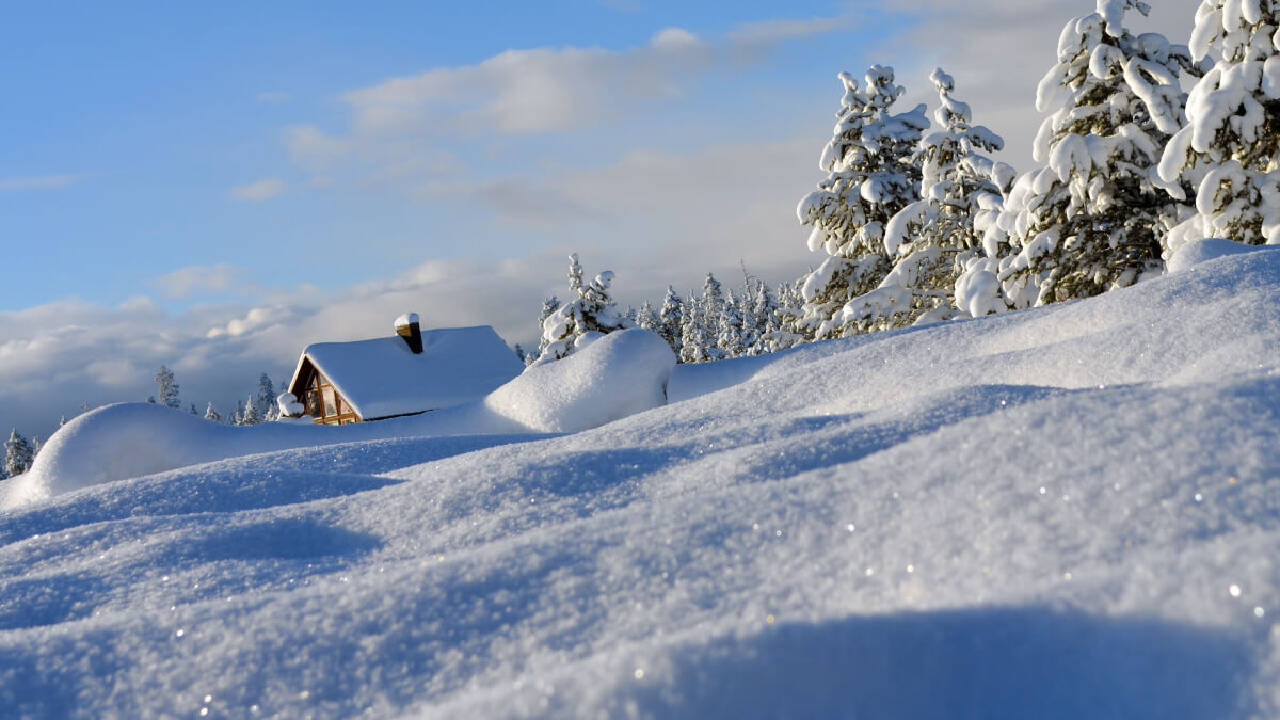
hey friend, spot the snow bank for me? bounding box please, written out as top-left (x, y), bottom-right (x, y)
top-left (486, 329), bottom-right (675, 433)
top-left (1, 404), bottom-right (411, 510)
top-left (3, 252), bottom-right (1280, 718)
top-left (1166, 236), bottom-right (1269, 273)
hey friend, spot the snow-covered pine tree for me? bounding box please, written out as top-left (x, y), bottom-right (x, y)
top-left (998, 0), bottom-right (1202, 306)
top-left (533, 296), bottom-right (561, 364)
top-left (746, 280), bottom-right (780, 354)
top-left (189, 403), bottom-right (198, 415)
top-left (534, 254), bottom-right (633, 364)
top-left (717, 289), bottom-right (745, 358)
top-left (238, 394), bottom-right (261, 426)
top-left (204, 402), bottom-right (222, 423)
top-left (154, 365), bottom-right (180, 408)
top-left (255, 373), bottom-right (277, 421)
top-left (700, 274), bottom-right (726, 360)
top-left (635, 301), bottom-right (659, 334)
top-left (4, 429), bottom-right (35, 477)
top-left (1157, 0), bottom-right (1280, 249)
top-left (796, 65), bottom-right (930, 338)
top-left (656, 287), bottom-right (685, 354)
top-left (872, 68), bottom-right (1007, 326)
top-left (679, 296), bottom-right (708, 364)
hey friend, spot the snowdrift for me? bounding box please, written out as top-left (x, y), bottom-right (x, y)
top-left (2, 240), bottom-right (1280, 718)
top-left (2, 329), bottom-right (674, 510)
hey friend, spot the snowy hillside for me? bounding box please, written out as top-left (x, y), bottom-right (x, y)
top-left (2, 240), bottom-right (1280, 718)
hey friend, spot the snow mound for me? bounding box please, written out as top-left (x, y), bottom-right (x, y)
top-left (1167, 237), bottom-right (1269, 273)
top-left (486, 329), bottom-right (675, 433)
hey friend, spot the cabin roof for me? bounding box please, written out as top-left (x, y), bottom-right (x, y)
top-left (287, 325), bottom-right (523, 420)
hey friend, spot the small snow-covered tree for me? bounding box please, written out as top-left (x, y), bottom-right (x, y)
top-left (533, 296), bottom-right (561, 364)
top-left (255, 373), bottom-right (277, 421)
top-left (717, 290), bottom-right (745, 358)
top-left (534, 254), bottom-right (633, 364)
top-left (204, 402), bottom-right (222, 423)
top-left (4, 429), bottom-right (35, 477)
top-left (1157, 0), bottom-right (1280, 249)
top-left (656, 287), bottom-right (685, 355)
top-left (238, 394), bottom-right (261, 426)
top-left (797, 65), bottom-right (930, 338)
top-left (999, 0), bottom-right (1202, 306)
top-left (872, 68), bottom-right (1007, 327)
top-left (154, 365), bottom-right (180, 408)
top-left (679, 297), bottom-right (709, 364)
top-left (635, 301), bottom-right (659, 333)
top-left (700, 274), bottom-right (726, 360)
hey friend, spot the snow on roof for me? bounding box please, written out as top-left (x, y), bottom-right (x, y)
top-left (292, 325), bottom-right (523, 420)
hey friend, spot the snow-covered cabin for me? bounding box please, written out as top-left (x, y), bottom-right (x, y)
top-left (285, 314), bottom-right (523, 425)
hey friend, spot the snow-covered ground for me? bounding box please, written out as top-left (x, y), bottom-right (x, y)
top-left (2, 240), bottom-right (1280, 718)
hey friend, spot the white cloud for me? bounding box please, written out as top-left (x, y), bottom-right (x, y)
top-left (152, 263), bottom-right (247, 299)
top-left (230, 178), bottom-right (287, 202)
top-left (341, 28), bottom-right (711, 137)
top-left (0, 174), bottom-right (88, 192)
top-left (727, 16), bottom-right (846, 48)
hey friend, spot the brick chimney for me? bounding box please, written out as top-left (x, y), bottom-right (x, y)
top-left (395, 313), bottom-right (423, 354)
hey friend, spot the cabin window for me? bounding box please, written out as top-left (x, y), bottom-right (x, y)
top-left (303, 369), bottom-right (359, 425)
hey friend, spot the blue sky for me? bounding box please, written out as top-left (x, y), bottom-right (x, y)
top-left (0, 0), bottom-right (1200, 438)
top-left (0, 0), bottom-right (903, 311)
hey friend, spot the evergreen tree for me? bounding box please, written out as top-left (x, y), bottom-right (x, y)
top-left (154, 365), bottom-right (180, 408)
top-left (4, 429), bottom-right (35, 478)
top-left (748, 280), bottom-right (781, 354)
top-left (700, 274), bottom-right (726, 360)
top-left (189, 403), bottom-right (198, 415)
top-left (255, 373), bottom-right (277, 421)
top-left (534, 296), bottom-right (561, 363)
top-left (797, 65), bottom-right (930, 338)
top-left (238, 394), bottom-right (261, 426)
top-left (679, 296), bottom-right (709, 364)
top-left (873, 68), bottom-right (1007, 326)
top-left (656, 286), bottom-right (685, 354)
top-left (513, 343), bottom-right (528, 365)
top-left (534, 254), bottom-right (633, 364)
top-left (999, 0), bottom-right (1201, 306)
top-left (717, 290), bottom-right (745, 358)
top-left (204, 402), bottom-right (222, 423)
top-left (635, 301), bottom-right (659, 334)
top-left (1157, 0), bottom-right (1280, 249)
top-left (233, 399), bottom-right (245, 426)
top-left (768, 281), bottom-right (809, 352)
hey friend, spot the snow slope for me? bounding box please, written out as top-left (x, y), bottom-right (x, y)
top-left (2, 241), bottom-right (1280, 718)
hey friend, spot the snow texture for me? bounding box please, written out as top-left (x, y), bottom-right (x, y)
top-left (3, 252), bottom-right (1280, 717)
top-left (290, 325), bottom-right (523, 421)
